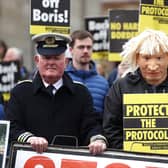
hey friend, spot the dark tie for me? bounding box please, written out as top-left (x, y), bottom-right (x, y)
top-left (47, 85), bottom-right (55, 96)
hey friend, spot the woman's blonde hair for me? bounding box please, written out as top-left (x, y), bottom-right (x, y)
top-left (120, 29), bottom-right (168, 71)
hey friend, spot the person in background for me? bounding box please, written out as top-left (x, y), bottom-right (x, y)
top-left (3, 47), bottom-right (29, 80)
top-left (65, 45), bottom-right (72, 67)
top-left (0, 40), bottom-right (8, 119)
top-left (66, 30), bottom-right (109, 117)
top-left (0, 40), bottom-right (8, 61)
top-left (103, 29), bottom-right (168, 149)
top-left (5, 32), bottom-right (107, 154)
top-left (96, 62), bottom-right (106, 77)
top-left (110, 59), bottom-right (131, 83)
top-left (107, 62), bottom-right (120, 87)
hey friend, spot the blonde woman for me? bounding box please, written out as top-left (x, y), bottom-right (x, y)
top-left (103, 29), bottom-right (168, 149)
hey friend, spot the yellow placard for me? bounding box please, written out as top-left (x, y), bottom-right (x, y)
top-left (123, 93), bottom-right (168, 154)
top-left (91, 52), bottom-right (108, 60)
top-left (30, 25), bottom-right (70, 35)
top-left (108, 53), bottom-right (122, 61)
top-left (139, 3), bottom-right (168, 34)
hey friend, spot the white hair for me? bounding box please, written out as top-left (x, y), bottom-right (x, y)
top-left (65, 45), bottom-right (72, 59)
top-left (7, 47), bottom-right (23, 59)
top-left (4, 47), bottom-right (24, 64)
top-left (120, 29), bottom-right (168, 71)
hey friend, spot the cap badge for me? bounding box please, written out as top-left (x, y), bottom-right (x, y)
top-left (45, 37), bottom-right (55, 44)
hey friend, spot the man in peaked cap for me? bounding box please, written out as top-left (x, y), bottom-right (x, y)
top-left (5, 32), bottom-right (107, 154)
top-left (32, 32), bottom-right (71, 56)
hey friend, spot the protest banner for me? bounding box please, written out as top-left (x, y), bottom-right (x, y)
top-left (8, 143), bottom-right (168, 168)
top-left (30, 0), bottom-right (70, 35)
top-left (0, 61), bottom-right (20, 102)
top-left (85, 16), bottom-right (109, 60)
top-left (123, 93), bottom-right (168, 155)
top-left (108, 10), bottom-right (139, 61)
top-left (0, 121), bottom-right (10, 168)
top-left (139, 0), bottom-right (168, 33)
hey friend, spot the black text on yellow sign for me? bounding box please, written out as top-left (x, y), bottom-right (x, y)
top-left (108, 10), bottom-right (138, 62)
top-left (139, 1), bottom-right (168, 34)
top-left (123, 93), bottom-right (168, 154)
top-left (126, 104), bottom-right (168, 117)
top-left (141, 5), bottom-right (168, 17)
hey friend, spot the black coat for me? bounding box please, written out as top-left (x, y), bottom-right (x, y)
top-left (103, 69), bottom-right (168, 149)
top-left (5, 72), bottom-right (102, 146)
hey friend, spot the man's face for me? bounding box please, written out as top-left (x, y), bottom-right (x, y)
top-left (137, 53), bottom-right (168, 85)
top-left (35, 54), bottom-right (65, 84)
top-left (71, 37), bottom-right (93, 65)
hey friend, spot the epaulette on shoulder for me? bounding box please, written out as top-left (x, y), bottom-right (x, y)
top-left (16, 80), bottom-right (33, 86)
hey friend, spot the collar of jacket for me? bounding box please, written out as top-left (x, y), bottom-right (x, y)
top-left (65, 60), bottom-right (98, 78)
top-left (32, 71), bottom-right (75, 95)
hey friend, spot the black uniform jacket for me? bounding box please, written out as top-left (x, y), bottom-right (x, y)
top-left (103, 69), bottom-right (168, 149)
top-left (5, 72), bottom-right (103, 146)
